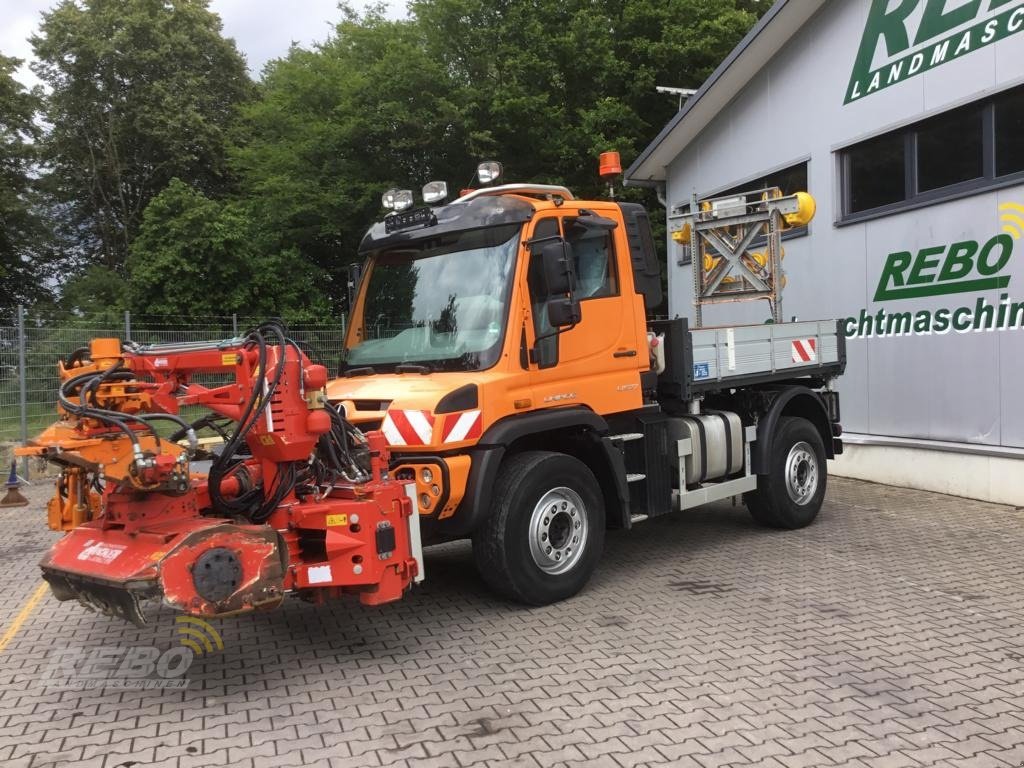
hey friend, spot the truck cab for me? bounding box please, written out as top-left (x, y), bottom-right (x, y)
top-left (328, 168), bottom-right (845, 606)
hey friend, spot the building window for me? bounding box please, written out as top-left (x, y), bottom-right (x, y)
top-left (716, 161), bottom-right (808, 206)
top-left (917, 103), bottom-right (984, 192)
top-left (995, 88), bottom-right (1024, 177)
top-left (847, 133), bottom-right (904, 212)
top-left (840, 84), bottom-right (1024, 221)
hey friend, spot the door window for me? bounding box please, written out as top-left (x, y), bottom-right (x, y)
top-left (565, 220), bottom-right (617, 299)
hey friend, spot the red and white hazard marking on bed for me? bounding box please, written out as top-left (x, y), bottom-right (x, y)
top-left (791, 338), bottom-right (817, 363)
top-left (381, 410), bottom-right (435, 446)
top-left (441, 410), bottom-right (482, 443)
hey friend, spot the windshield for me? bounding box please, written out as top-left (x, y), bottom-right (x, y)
top-left (345, 222), bottom-right (521, 372)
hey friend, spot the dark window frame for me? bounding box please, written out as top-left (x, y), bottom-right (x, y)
top-left (838, 84), bottom-right (1024, 226)
top-left (526, 216), bottom-right (563, 369)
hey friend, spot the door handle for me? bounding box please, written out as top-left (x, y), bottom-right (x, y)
top-left (613, 349), bottom-right (637, 358)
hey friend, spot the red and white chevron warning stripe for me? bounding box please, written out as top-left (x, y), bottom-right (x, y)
top-left (791, 338), bottom-right (817, 363)
top-left (441, 410), bottom-right (482, 443)
top-left (380, 410), bottom-right (435, 446)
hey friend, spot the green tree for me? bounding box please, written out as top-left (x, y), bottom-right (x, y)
top-left (31, 0), bottom-right (254, 276)
top-left (409, 0), bottom-right (762, 312)
top-left (127, 178), bottom-right (329, 320)
top-left (0, 54), bottom-right (52, 312)
top-left (226, 1), bottom-right (760, 311)
top-left (410, 0), bottom-right (761, 196)
top-left (58, 265), bottom-right (129, 316)
top-left (230, 6), bottom-right (473, 310)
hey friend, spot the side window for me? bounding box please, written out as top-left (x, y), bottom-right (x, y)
top-left (527, 218), bottom-right (560, 367)
top-left (564, 220), bottom-right (617, 300)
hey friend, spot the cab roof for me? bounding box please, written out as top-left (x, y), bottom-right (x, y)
top-left (358, 195), bottom-right (536, 254)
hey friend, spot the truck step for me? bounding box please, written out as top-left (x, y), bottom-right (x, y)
top-left (630, 514), bottom-right (649, 524)
top-left (609, 432), bottom-right (644, 442)
top-left (626, 473), bottom-right (646, 482)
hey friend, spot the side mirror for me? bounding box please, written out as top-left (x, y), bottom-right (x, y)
top-left (535, 239), bottom-right (576, 296)
top-left (568, 213), bottom-right (618, 233)
top-left (547, 296), bottom-right (581, 328)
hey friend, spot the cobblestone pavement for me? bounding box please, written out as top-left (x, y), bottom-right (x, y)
top-left (1, 475), bottom-right (1023, 768)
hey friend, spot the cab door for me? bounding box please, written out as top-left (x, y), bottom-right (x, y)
top-left (523, 213), bottom-right (645, 415)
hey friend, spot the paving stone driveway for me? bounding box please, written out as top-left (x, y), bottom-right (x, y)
top-left (1, 476), bottom-right (1023, 768)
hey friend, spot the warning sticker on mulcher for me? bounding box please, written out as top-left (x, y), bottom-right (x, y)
top-left (307, 565), bottom-right (333, 584)
top-left (77, 542), bottom-right (126, 564)
top-left (693, 362), bottom-right (710, 380)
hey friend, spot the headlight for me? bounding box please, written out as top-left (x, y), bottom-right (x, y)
top-left (422, 181), bottom-right (448, 204)
top-left (477, 161), bottom-right (502, 185)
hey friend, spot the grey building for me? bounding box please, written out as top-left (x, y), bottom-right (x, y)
top-left (626, 0), bottom-right (1024, 503)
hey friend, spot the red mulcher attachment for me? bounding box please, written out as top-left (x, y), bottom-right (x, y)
top-left (42, 520), bottom-right (287, 626)
top-left (21, 322), bottom-right (422, 625)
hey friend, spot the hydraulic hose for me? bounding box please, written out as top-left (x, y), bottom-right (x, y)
top-left (208, 322), bottom-right (290, 518)
top-left (59, 370), bottom-right (143, 450)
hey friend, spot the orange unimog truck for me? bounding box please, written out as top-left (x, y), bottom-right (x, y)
top-left (329, 159), bottom-right (845, 606)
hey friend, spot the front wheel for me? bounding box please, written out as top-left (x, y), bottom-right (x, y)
top-left (472, 451), bottom-right (605, 605)
top-left (745, 416), bottom-right (827, 529)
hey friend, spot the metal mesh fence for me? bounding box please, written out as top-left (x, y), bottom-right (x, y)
top-left (0, 309), bottom-right (346, 474)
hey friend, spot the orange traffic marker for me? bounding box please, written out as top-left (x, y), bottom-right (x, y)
top-left (0, 462), bottom-right (28, 508)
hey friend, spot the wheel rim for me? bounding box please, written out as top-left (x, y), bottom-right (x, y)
top-left (528, 487), bottom-right (588, 575)
top-left (785, 441), bottom-right (818, 505)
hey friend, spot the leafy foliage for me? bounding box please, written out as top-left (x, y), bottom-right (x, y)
top-left (0, 54), bottom-right (51, 312)
top-left (4, 0), bottom-right (762, 317)
top-left (230, 7), bottom-right (473, 309)
top-left (128, 179), bottom-right (329, 320)
top-left (31, 0), bottom-right (254, 275)
top-left (228, 0), bottom-right (761, 312)
top-left (410, 0), bottom-right (760, 195)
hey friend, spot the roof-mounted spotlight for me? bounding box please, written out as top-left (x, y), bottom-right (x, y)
top-left (382, 188), bottom-right (414, 212)
top-left (422, 181), bottom-right (448, 204)
top-left (476, 161), bottom-right (502, 185)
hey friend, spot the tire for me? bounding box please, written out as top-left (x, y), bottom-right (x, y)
top-left (745, 416), bottom-right (827, 529)
top-left (472, 451), bottom-right (605, 605)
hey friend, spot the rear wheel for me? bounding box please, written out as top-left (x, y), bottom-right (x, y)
top-left (745, 416), bottom-right (826, 529)
top-left (473, 451), bottom-right (604, 605)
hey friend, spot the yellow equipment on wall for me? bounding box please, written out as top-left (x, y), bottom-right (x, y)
top-left (669, 187), bottom-right (816, 326)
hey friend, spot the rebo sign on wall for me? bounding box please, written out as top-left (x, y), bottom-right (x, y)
top-left (846, 0), bottom-right (1024, 103)
top-left (844, 204), bottom-right (1024, 339)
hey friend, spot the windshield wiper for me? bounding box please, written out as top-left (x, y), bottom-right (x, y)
top-left (343, 366), bottom-right (375, 378)
top-left (395, 363), bottom-right (432, 375)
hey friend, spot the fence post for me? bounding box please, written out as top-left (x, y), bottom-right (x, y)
top-left (17, 305), bottom-right (28, 479)
top-left (124, 310), bottom-right (131, 342)
top-left (232, 314), bottom-right (238, 336)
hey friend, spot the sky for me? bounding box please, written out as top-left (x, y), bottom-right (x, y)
top-left (0, 0), bottom-right (406, 88)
